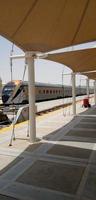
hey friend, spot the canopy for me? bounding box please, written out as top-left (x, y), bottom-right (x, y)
top-left (46, 48), bottom-right (96, 78)
top-left (83, 72), bottom-right (96, 80)
top-left (0, 0), bottom-right (96, 52)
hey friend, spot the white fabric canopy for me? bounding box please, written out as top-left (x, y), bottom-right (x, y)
top-left (0, 0), bottom-right (96, 52)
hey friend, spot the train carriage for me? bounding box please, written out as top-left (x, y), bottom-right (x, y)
top-left (2, 80), bottom-right (94, 105)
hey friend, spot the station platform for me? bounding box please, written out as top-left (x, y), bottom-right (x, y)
top-left (0, 99), bottom-right (95, 200)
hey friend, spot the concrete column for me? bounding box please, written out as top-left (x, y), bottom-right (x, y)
top-left (26, 52), bottom-right (36, 143)
top-left (72, 72), bottom-right (76, 116)
top-left (94, 80), bottom-right (96, 105)
top-left (86, 78), bottom-right (89, 98)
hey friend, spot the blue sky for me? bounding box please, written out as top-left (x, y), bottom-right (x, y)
top-left (0, 36), bottom-right (70, 85)
top-left (0, 36), bottom-right (95, 86)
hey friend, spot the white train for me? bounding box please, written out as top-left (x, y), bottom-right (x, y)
top-left (2, 80), bottom-right (94, 105)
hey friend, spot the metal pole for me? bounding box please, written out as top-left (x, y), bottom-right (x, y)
top-left (9, 51), bottom-right (48, 143)
top-left (86, 78), bottom-right (89, 98)
top-left (10, 59), bottom-right (13, 82)
top-left (72, 72), bottom-right (76, 116)
top-left (27, 52), bottom-right (36, 143)
top-left (10, 43), bottom-right (14, 82)
top-left (94, 80), bottom-right (96, 105)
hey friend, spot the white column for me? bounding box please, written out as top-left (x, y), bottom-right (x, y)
top-left (94, 80), bottom-right (96, 105)
top-left (72, 72), bottom-right (76, 116)
top-left (26, 52), bottom-right (36, 143)
top-left (86, 78), bottom-right (89, 98)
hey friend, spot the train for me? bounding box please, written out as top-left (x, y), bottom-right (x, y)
top-left (2, 80), bottom-right (94, 105)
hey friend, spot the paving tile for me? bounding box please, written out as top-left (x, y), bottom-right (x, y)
top-left (2, 183), bottom-right (74, 200)
top-left (74, 124), bottom-right (96, 129)
top-left (0, 195), bottom-right (18, 200)
top-left (66, 129), bottom-right (96, 138)
top-left (82, 169), bottom-right (96, 200)
top-left (17, 160), bottom-right (85, 194)
top-left (0, 138), bottom-right (30, 150)
top-left (0, 155), bottom-right (23, 176)
top-left (47, 144), bottom-right (92, 159)
top-left (80, 118), bottom-right (96, 123)
top-left (88, 111), bottom-right (96, 115)
top-left (24, 142), bottom-right (42, 153)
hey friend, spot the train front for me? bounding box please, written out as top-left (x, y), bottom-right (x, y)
top-left (2, 80), bottom-right (21, 104)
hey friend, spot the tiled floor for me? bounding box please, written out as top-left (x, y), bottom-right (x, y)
top-left (47, 144), bottom-right (92, 159)
top-left (17, 159), bottom-right (85, 194)
top-left (66, 129), bottom-right (96, 138)
top-left (0, 102), bottom-right (96, 200)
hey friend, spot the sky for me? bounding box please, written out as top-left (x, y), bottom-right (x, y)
top-left (0, 36), bottom-right (71, 85)
top-left (0, 36), bottom-right (95, 87)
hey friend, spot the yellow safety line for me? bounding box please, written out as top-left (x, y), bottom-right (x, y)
top-left (0, 120), bottom-right (28, 134)
top-left (0, 107), bottom-right (63, 134)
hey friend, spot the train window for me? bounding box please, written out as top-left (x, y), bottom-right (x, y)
top-left (43, 90), bottom-right (45, 94)
top-left (3, 86), bottom-right (15, 95)
top-left (53, 90), bottom-right (55, 93)
top-left (39, 90), bottom-right (41, 94)
top-left (12, 85), bottom-right (23, 100)
top-left (50, 90), bottom-right (52, 94)
top-left (46, 90), bottom-right (49, 94)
